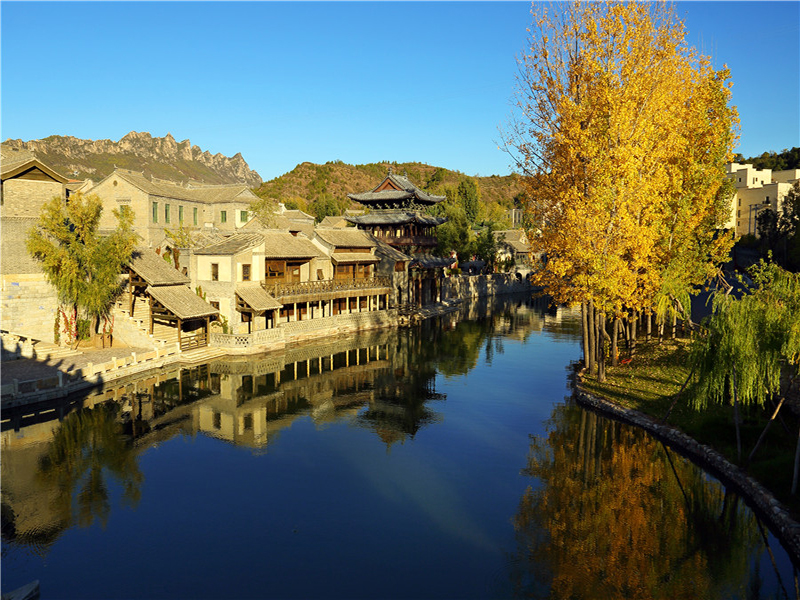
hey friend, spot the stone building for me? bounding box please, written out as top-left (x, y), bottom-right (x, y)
top-left (725, 162), bottom-right (800, 236)
top-left (1, 147), bottom-right (69, 342)
top-left (88, 168), bottom-right (259, 247)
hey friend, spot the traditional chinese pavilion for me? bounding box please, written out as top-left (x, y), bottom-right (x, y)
top-left (346, 170), bottom-right (447, 255)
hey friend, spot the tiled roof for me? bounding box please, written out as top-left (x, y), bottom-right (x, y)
top-left (330, 252), bottom-right (379, 264)
top-left (148, 284), bottom-right (219, 319)
top-left (318, 216), bottom-right (349, 229)
top-left (348, 171), bottom-right (445, 206)
top-left (346, 211), bottom-right (446, 227)
top-left (128, 247), bottom-right (190, 286)
top-left (282, 209), bottom-right (315, 222)
top-left (194, 233), bottom-right (264, 256)
top-left (236, 284), bottom-right (282, 311)
top-left (372, 236), bottom-right (412, 263)
top-left (261, 231), bottom-right (320, 258)
top-left (0, 147), bottom-right (69, 182)
top-left (314, 228), bottom-right (377, 249)
top-left (108, 169), bottom-right (255, 204)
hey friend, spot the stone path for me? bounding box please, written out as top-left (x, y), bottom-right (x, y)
top-left (1, 347), bottom-right (152, 384)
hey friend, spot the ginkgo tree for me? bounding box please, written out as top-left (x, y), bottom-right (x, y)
top-left (503, 0), bottom-right (738, 380)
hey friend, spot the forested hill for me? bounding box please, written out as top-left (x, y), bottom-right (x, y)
top-left (254, 160), bottom-right (524, 220)
top-left (1, 132), bottom-right (263, 187)
top-left (736, 147), bottom-right (800, 172)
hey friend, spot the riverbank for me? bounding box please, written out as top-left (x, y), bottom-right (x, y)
top-left (574, 338), bottom-right (800, 564)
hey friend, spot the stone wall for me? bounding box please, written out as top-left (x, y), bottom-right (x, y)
top-left (1, 179), bottom-right (63, 219)
top-left (1, 274), bottom-right (59, 343)
top-left (441, 273), bottom-right (531, 301)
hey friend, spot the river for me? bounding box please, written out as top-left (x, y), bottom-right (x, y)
top-left (2, 294), bottom-right (797, 599)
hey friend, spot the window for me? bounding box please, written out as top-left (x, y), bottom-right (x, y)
top-left (242, 264), bottom-right (251, 281)
top-left (220, 210), bottom-right (227, 224)
top-left (179, 205), bottom-right (184, 223)
top-left (152, 201), bottom-right (158, 223)
top-left (211, 263), bottom-right (219, 281)
top-left (266, 260), bottom-right (285, 279)
top-left (210, 301), bottom-right (220, 310)
top-left (165, 204), bottom-right (171, 224)
top-left (240, 210), bottom-right (248, 223)
top-left (193, 207), bottom-right (198, 226)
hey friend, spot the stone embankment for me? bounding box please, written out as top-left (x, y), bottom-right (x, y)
top-left (574, 377), bottom-right (800, 564)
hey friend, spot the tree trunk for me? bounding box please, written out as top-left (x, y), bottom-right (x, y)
top-left (611, 317), bottom-right (619, 367)
top-left (748, 397), bottom-right (785, 464)
top-left (70, 304), bottom-right (80, 350)
top-left (630, 313), bottom-right (637, 354)
top-left (792, 426), bottom-right (800, 495)
top-left (671, 312), bottom-right (677, 340)
top-left (587, 299), bottom-right (596, 373)
top-left (646, 312), bottom-right (652, 341)
top-left (597, 312), bottom-right (607, 382)
top-left (581, 302), bottom-right (590, 371)
top-left (733, 366), bottom-right (742, 463)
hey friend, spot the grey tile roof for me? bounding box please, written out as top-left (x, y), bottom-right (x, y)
top-left (194, 233), bottom-right (264, 256)
top-left (148, 284), bottom-right (219, 320)
top-left (371, 236), bottom-right (412, 263)
top-left (129, 247), bottom-right (190, 286)
top-left (261, 231), bottom-right (320, 258)
top-left (0, 147), bottom-right (69, 182)
top-left (318, 216), bottom-right (350, 228)
top-left (346, 211), bottom-right (446, 227)
top-left (1, 217), bottom-right (42, 274)
top-left (109, 170), bottom-right (254, 204)
top-left (330, 252), bottom-right (379, 264)
top-left (236, 284), bottom-right (282, 311)
top-left (314, 228), bottom-right (377, 249)
top-left (348, 171), bottom-right (445, 206)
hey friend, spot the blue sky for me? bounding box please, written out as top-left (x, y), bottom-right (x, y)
top-left (1, 1), bottom-right (798, 182)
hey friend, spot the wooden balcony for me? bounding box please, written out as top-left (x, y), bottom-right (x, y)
top-left (264, 277), bottom-right (393, 302)
top-left (372, 233), bottom-right (437, 247)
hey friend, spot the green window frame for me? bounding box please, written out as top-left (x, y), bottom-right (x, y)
top-left (240, 210), bottom-right (248, 223)
top-left (165, 204), bottom-right (171, 224)
top-left (220, 210), bottom-right (227, 224)
top-left (193, 207), bottom-right (198, 226)
top-left (178, 205), bottom-right (184, 223)
top-left (152, 201), bottom-right (158, 223)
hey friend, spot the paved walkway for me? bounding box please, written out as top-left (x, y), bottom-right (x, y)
top-left (1, 347), bottom-right (152, 384)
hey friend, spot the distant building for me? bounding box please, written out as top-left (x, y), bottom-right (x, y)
top-left (494, 229), bottom-right (531, 265)
top-left (725, 162), bottom-right (800, 237)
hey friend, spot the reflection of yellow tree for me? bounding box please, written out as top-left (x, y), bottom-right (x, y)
top-left (38, 403), bottom-right (143, 529)
top-left (511, 406), bottom-right (761, 599)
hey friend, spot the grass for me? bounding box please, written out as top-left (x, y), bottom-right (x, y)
top-left (580, 336), bottom-right (800, 516)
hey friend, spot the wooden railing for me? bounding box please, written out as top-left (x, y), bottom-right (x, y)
top-left (180, 332), bottom-right (207, 351)
top-left (264, 276), bottom-right (392, 299)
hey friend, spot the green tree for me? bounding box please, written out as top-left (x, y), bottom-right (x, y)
top-left (457, 179), bottom-right (480, 224)
top-left (308, 194), bottom-right (344, 223)
top-left (26, 192), bottom-right (136, 348)
top-left (474, 223), bottom-right (499, 272)
top-left (249, 195), bottom-right (279, 227)
top-left (435, 202), bottom-right (474, 261)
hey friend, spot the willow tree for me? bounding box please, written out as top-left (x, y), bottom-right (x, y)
top-left (503, 0), bottom-right (738, 379)
top-left (691, 262), bottom-right (800, 479)
top-left (26, 193), bottom-right (137, 348)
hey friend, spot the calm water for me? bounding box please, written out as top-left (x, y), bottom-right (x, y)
top-left (2, 295), bottom-right (797, 599)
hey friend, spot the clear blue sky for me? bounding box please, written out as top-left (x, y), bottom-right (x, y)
top-left (2, 1), bottom-right (798, 182)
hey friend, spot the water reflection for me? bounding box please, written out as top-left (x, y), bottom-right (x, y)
top-left (511, 403), bottom-right (791, 599)
top-left (2, 295), bottom-right (558, 562)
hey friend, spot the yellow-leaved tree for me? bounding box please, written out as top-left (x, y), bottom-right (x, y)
top-left (503, 0), bottom-right (738, 380)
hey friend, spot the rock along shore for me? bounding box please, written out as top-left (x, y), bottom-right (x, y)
top-left (574, 372), bottom-right (800, 566)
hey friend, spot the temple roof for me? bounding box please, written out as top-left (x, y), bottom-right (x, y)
top-left (345, 211), bottom-right (446, 227)
top-left (347, 171), bottom-right (445, 207)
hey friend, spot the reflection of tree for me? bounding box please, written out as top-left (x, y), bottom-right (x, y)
top-left (510, 405), bottom-right (763, 599)
top-left (37, 403), bottom-right (143, 530)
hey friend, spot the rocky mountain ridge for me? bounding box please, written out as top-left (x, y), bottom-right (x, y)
top-left (2, 131), bottom-right (262, 187)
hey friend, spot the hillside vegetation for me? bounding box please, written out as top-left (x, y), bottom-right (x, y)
top-left (254, 160), bottom-right (525, 223)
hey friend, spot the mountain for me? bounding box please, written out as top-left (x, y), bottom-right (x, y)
top-left (1, 132), bottom-right (262, 187)
top-left (256, 160), bottom-right (524, 214)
